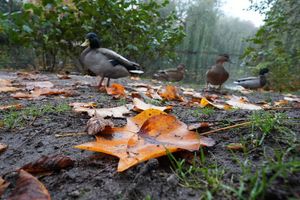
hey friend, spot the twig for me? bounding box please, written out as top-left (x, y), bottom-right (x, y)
top-left (55, 132), bottom-right (87, 138)
top-left (200, 121), bottom-right (251, 136)
top-left (29, 116), bottom-right (37, 126)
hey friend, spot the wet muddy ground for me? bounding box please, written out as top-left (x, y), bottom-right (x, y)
top-left (0, 71), bottom-right (299, 200)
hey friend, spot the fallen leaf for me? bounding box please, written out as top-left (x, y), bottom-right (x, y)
top-left (0, 79), bottom-right (19, 92)
top-left (16, 71), bottom-right (40, 80)
top-left (11, 88), bottom-right (76, 99)
top-left (8, 169), bottom-right (51, 200)
top-left (226, 96), bottom-right (262, 110)
top-left (71, 102), bottom-right (133, 118)
top-left (0, 79), bottom-right (12, 86)
top-left (85, 116), bottom-right (114, 135)
top-left (284, 94), bottom-right (300, 102)
top-left (76, 109), bottom-right (214, 172)
top-left (0, 86), bottom-right (19, 93)
top-left (188, 122), bottom-right (210, 131)
top-left (132, 98), bottom-right (172, 112)
top-left (200, 98), bottom-right (231, 110)
top-left (21, 155), bottom-right (74, 175)
top-left (159, 85), bottom-right (185, 101)
top-left (147, 89), bottom-right (163, 100)
top-left (0, 104), bottom-right (23, 111)
top-left (0, 177), bottom-right (10, 197)
top-left (89, 104), bottom-right (133, 118)
top-left (274, 100), bottom-right (289, 107)
top-left (106, 83), bottom-right (126, 98)
top-left (57, 74), bottom-right (71, 79)
top-left (0, 143), bottom-right (8, 154)
top-left (11, 92), bottom-right (40, 100)
top-left (226, 143), bottom-right (245, 151)
top-left (69, 102), bottom-right (97, 112)
top-left (25, 81), bottom-right (54, 90)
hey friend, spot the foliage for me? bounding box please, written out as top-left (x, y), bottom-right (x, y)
top-left (0, 0), bottom-right (185, 71)
top-left (250, 111), bottom-right (296, 146)
top-left (244, 0), bottom-right (300, 91)
top-left (153, 0), bottom-right (258, 83)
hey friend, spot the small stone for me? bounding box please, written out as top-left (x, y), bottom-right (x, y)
top-left (69, 190), bottom-right (80, 197)
top-left (167, 174), bottom-right (179, 186)
top-left (45, 128), bottom-right (51, 134)
top-left (66, 171), bottom-right (76, 180)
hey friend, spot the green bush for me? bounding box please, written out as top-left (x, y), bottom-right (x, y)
top-left (0, 0), bottom-right (185, 71)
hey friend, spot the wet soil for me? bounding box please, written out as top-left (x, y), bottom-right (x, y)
top-left (0, 71), bottom-right (299, 200)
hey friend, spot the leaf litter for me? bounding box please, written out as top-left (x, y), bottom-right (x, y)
top-left (0, 71), bottom-right (299, 199)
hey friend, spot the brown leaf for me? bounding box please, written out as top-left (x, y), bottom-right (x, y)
top-left (159, 85), bottom-right (185, 101)
top-left (274, 99), bottom-right (289, 107)
top-left (21, 155), bottom-right (74, 175)
top-left (0, 143), bottom-right (8, 154)
top-left (0, 177), bottom-right (10, 197)
top-left (106, 83), bottom-right (126, 98)
top-left (11, 88), bottom-right (76, 99)
top-left (0, 79), bottom-right (12, 86)
top-left (57, 74), bottom-right (71, 79)
top-left (0, 104), bottom-right (23, 111)
top-left (76, 109), bottom-right (214, 172)
top-left (188, 122), bottom-right (210, 131)
top-left (8, 169), bottom-right (51, 200)
top-left (0, 86), bottom-right (20, 93)
top-left (132, 98), bottom-right (172, 112)
top-left (85, 116), bottom-right (114, 135)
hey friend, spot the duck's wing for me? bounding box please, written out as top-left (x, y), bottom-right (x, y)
top-left (98, 48), bottom-right (139, 68)
top-left (234, 76), bottom-right (262, 89)
top-left (234, 76), bottom-right (258, 83)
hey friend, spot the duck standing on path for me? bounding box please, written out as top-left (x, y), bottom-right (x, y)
top-left (234, 68), bottom-right (269, 90)
top-left (205, 54), bottom-right (231, 90)
top-left (152, 64), bottom-right (186, 82)
top-left (80, 32), bottom-right (143, 88)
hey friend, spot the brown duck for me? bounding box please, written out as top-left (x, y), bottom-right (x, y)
top-left (152, 64), bottom-right (186, 82)
top-left (206, 54), bottom-right (230, 89)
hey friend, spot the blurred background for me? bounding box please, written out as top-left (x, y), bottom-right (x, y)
top-left (0, 0), bottom-right (299, 91)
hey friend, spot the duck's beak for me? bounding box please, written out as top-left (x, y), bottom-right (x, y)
top-left (81, 39), bottom-right (89, 47)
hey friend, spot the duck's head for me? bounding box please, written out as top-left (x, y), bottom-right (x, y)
top-left (259, 68), bottom-right (269, 75)
top-left (216, 54), bottom-right (230, 63)
top-left (81, 32), bottom-right (101, 49)
top-left (177, 64), bottom-right (186, 71)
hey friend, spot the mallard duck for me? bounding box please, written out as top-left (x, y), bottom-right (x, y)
top-left (80, 32), bottom-right (143, 88)
top-left (206, 54), bottom-right (230, 89)
top-left (234, 68), bottom-right (269, 89)
top-left (152, 64), bottom-right (186, 82)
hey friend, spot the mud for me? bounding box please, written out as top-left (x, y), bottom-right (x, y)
top-left (0, 71), bottom-right (299, 200)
